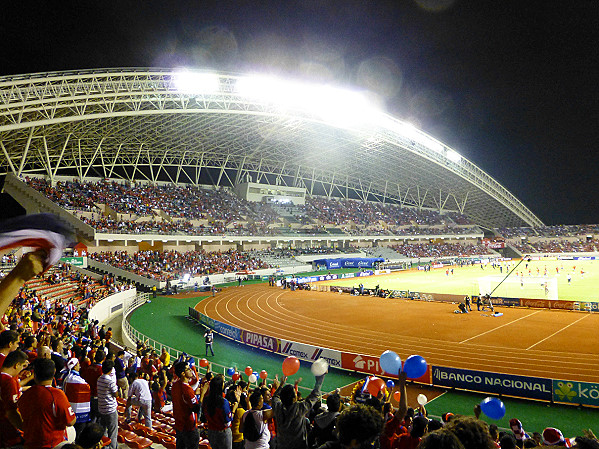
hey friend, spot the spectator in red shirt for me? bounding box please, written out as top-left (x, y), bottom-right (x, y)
top-left (18, 358), bottom-right (77, 449)
top-left (81, 349), bottom-right (105, 421)
top-left (0, 330), bottom-right (20, 368)
top-left (171, 361), bottom-right (208, 449)
top-left (395, 415), bottom-right (429, 449)
top-left (0, 350), bottom-right (30, 448)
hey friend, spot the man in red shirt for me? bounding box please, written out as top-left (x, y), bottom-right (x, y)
top-left (0, 330), bottom-right (20, 368)
top-left (81, 349), bottom-right (105, 421)
top-left (0, 350), bottom-right (29, 448)
top-left (18, 358), bottom-right (77, 449)
top-left (171, 361), bottom-right (208, 449)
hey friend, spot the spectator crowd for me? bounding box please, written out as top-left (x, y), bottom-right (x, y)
top-left (89, 249), bottom-right (270, 281)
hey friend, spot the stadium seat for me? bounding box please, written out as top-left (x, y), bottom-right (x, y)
top-left (117, 430), bottom-right (137, 444)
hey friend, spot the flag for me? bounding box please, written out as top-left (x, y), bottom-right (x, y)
top-left (0, 213), bottom-right (74, 268)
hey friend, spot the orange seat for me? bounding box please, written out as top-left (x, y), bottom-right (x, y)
top-left (117, 430), bottom-right (137, 444)
top-left (125, 435), bottom-right (153, 449)
top-left (162, 440), bottom-right (176, 449)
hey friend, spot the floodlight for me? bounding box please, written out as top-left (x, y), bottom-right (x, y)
top-left (446, 149), bottom-right (462, 163)
top-left (173, 69), bottom-right (220, 95)
top-left (236, 75), bottom-right (381, 127)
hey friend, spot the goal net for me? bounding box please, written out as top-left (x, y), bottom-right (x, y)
top-left (478, 275), bottom-right (558, 301)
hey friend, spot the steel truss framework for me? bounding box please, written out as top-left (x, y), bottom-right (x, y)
top-left (0, 69), bottom-right (543, 228)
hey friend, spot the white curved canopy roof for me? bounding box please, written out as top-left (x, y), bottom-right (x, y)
top-left (0, 68), bottom-right (543, 228)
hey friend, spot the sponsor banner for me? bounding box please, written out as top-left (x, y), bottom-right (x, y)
top-left (213, 320), bottom-right (241, 341)
top-left (341, 352), bottom-right (431, 383)
top-left (520, 298), bottom-right (551, 309)
top-left (491, 297), bottom-right (520, 307)
top-left (431, 263), bottom-right (444, 269)
top-left (61, 256), bottom-right (86, 266)
top-left (423, 292), bottom-right (464, 303)
top-left (341, 353), bottom-right (385, 375)
top-left (574, 302), bottom-right (599, 312)
top-left (432, 366), bottom-right (552, 400)
top-left (374, 269), bottom-right (391, 275)
top-left (356, 271), bottom-right (374, 277)
top-left (192, 311), bottom-right (242, 341)
top-left (280, 340), bottom-right (342, 368)
top-left (520, 299), bottom-right (576, 310)
top-left (240, 330), bottom-right (280, 352)
top-left (553, 380), bottom-right (599, 407)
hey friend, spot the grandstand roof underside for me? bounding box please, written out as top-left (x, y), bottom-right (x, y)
top-left (0, 69), bottom-right (543, 228)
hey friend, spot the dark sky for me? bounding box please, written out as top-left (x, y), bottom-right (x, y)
top-left (1, 0), bottom-right (598, 226)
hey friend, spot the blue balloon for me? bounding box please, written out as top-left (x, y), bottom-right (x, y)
top-left (480, 397), bottom-right (506, 420)
top-left (253, 371), bottom-right (258, 377)
top-left (402, 355), bottom-right (427, 379)
top-left (386, 380), bottom-right (395, 389)
top-left (379, 350), bottom-right (402, 375)
top-left (226, 367), bottom-right (235, 376)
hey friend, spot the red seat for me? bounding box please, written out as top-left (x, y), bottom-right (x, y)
top-left (117, 430), bottom-right (137, 444)
top-left (162, 439), bottom-right (176, 449)
top-left (124, 435), bottom-right (153, 449)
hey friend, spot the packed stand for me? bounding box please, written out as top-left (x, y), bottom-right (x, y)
top-left (89, 249), bottom-right (270, 281)
top-left (390, 242), bottom-right (494, 258)
top-left (514, 239), bottom-right (597, 254)
top-left (498, 225), bottom-right (599, 239)
top-left (26, 176), bottom-right (486, 239)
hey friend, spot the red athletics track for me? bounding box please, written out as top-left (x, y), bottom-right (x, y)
top-left (195, 284), bottom-right (599, 383)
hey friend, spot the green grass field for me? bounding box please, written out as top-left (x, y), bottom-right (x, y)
top-left (321, 258), bottom-right (599, 302)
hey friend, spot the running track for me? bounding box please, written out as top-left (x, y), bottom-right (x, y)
top-left (195, 284), bottom-right (599, 383)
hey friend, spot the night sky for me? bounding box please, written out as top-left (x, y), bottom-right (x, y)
top-left (1, 0), bottom-right (598, 226)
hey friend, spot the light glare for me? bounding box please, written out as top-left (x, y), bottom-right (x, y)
top-left (446, 149), bottom-right (462, 163)
top-left (173, 70), bottom-right (220, 95)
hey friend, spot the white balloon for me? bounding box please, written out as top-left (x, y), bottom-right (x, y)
top-left (311, 358), bottom-right (329, 376)
top-left (248, 374), bottom-right (257, 383)
top-left (417, 394), bottom-right (428, 405)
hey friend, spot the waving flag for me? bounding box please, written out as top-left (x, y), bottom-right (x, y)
top-left (0, 213), bottom-right (74, 268)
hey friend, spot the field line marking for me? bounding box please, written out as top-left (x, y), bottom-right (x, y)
top-left (526, 314), bottom-right (591, 350)
top-left (458, 311), bottom-right (541, 344)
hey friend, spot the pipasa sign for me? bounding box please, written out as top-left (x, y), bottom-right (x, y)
top-left (280, 341), bottom-right (342, 368)
top-left (341, 353), bottom-right (385, 375)
top-left (553, 380), bottom-right (599, 407)
top-left (433, 366), bottom-right (552, 401)
top-left (341, 352), bottom-right (431, 383)
top-left (240, 330), bottom-right (280, 352)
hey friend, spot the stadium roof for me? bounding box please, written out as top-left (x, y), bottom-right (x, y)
top-left (0, 68), bottom-right (543, 228)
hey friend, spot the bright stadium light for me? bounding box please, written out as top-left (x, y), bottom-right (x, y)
top-left (173, 69), bottom-right (220, 95)
top-left (446, 149), bottom-right (462, 163)
top-left (236, 75), bottom-right (381, 127)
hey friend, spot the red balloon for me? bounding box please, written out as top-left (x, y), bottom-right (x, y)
top-left (199, 358), bottom-right (209, 368)
top-left (367, 377), bottom-right (385, 397)
top-left (232, 373), bottom-right (241, 381)
top-left (393, 391), bottom-right (401, 402)
top-left (244, 366), bottom-right (253, 376)
top-left (259, 370), bottom-right (268, 380)
top-left (282, 356), bottom-right (300, 377)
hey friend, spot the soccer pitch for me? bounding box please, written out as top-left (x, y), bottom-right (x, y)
top-left (320, 258), bottom-right (599, 302)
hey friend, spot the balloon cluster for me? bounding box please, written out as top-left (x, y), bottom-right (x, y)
top-left (222, 355), bottom-right (328, 387)
top-left (379, 350), bottom-right (428, 379)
